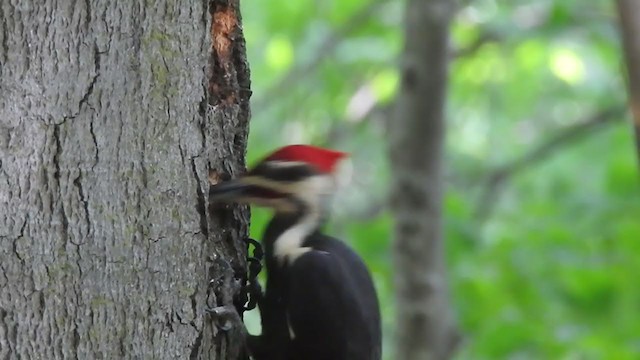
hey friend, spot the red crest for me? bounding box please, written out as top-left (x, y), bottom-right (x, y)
top-left (263, 145), bottom-right (348, 173)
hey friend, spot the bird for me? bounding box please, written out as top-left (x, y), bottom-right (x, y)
top-left (209, 144), bottom-right (381, 360)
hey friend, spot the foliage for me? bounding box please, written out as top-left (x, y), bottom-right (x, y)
top-left (241, 0), bottom-right (639, 358)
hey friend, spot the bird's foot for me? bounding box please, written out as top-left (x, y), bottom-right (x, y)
top-left (244, 238), bottom-right (264, 311)
top-left (205, 305), bottom-right (243, 331)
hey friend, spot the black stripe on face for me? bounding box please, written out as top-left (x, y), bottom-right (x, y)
top-left (248, 162), bottom-right (318, 183)
top-left (245, 185), bottom-right (285, 199)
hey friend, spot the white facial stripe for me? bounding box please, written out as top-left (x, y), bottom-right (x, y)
top-left (265, 160), bottom-right (308, 168)
top-left (273, 209), bottom-right (317, 263)
top-left (240, 176), bottom-right (292, 192)
top-left (287, 311), bottom-right (296, 339)
top-left (242, 174), bottom-right (336, 199)
top-left (244, 175), bottom-right (335, 262)
top-left (272, 176), bottom-right (335, 262)
top-left (291, 175), bottom-right (336, 203)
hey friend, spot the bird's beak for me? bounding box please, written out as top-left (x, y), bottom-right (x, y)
top-left (209, 178), bottom-right (251, 202)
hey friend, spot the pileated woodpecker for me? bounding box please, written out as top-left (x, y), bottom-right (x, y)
top-left (210, 145), bottom-right (381, 360)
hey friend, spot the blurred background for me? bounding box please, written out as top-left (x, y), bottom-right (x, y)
top-left (239, 0), bottom-right (640, 358)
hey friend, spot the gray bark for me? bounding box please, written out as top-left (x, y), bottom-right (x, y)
top-left (388, 0), bottom-right (459, 359)
top-left (0, 0), bottom-right (251, 359)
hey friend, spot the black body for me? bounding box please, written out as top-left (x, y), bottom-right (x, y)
top-left (251, 213), bottom-right (381, 360)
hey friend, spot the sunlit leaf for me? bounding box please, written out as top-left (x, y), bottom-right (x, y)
top-left (549, 47), bottom-right (586, 85)
top-left (371, 69), bottom-right (399, 102)
top-left (265, 35), bottom-right (294, 71)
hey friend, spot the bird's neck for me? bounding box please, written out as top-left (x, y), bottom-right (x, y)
top-left (263, 203), bottom-right (326, 266)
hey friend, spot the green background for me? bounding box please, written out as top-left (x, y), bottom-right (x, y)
top-left (240, 0), bottom-right (640, 358)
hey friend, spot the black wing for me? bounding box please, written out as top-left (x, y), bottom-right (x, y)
top-left (286, 243), bottom-right (380, 360)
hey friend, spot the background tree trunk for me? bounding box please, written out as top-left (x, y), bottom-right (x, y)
top-left (388, 0), bottom-right (459, 359)
top-left (615, 0), bottom-right (640, 163)
top-left (0, 0), bottom-right (251, 358)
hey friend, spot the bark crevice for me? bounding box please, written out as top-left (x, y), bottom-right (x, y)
top-left (11, 218), bottom-right (27, 264)
top-left (191, 157), bottom-right (210, 238)
top-left (73, 172), bottom-right (91, 236)
top-left (0, 7), bottom-right (7, 65)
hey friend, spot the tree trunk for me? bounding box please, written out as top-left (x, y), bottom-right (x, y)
top-left (0, 0), bottom-right (251, 359)
top-left (388, 0), bottom-right (459, 359)
top-left (616, 0), bottom-right (640, 163)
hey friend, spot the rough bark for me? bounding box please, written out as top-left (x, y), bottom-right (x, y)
top-left (388, 0), bottom-right (459, 359)
top-left (616, 0), bottom-right (640, 163)
top-left (0, 0), bottom-right (251, 359)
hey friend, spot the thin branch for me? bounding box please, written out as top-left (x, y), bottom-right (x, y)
top-left (251, 0), bottom-right (387, 113)
top-left (323, 103), bottom-right (625, 223)
top-left (252, 5), bottom-right (498, 115)
top-left (451, 30), bottom-right (500, 59)
top-left (474, 105), bottom-right (627, 220)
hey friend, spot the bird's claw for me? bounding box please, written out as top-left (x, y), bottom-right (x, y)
top-left (244, 279), bottom-right (263, 311)
top-left (246, 237), bottom-right (264, 261)
top-left (206, 305), bottom-right (242, 332)
top-left (244, 237), bottom-right (264, 311)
